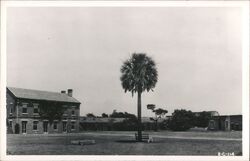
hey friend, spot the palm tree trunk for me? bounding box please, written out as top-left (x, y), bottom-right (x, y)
top-left (137, 91), bottom-right (142, 142)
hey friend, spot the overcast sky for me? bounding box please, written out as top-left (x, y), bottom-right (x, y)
top-left (7, 7), bottom-right (242, 117)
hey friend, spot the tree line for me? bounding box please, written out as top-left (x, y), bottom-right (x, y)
top-left (84, 109), bottom-right (212, 131)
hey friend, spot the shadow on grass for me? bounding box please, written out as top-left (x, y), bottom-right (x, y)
top-left (116, 140), bottom-right (137, 143)
top-left (116, 140), bottom-right (161, 143)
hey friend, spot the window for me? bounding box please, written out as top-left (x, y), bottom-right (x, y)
top-left (71, 122), bottom-right (75, 130)
top-left (9, 120), bottom-right (12, 128)
top-left (22, 121), bottom-right (27, 133)
top-left (63, 112), bottom-right (68, 116)
top-left (10, 108), bottom-right (13, 114)
top-left (34, 108), bottom-right (39, 114)
top-left (28, 102), bottom-right (33, 107)
top-left (33, 105), bottom-right (39, 114)
top-left (33, 121), bottom-right (38, 131)
top-left (62, 122), bottom-right (67, 132)
top-left (71, 110), bottom-right (75, 115)
top-left (22, 107), bottom-right (27, 114)
top-left (53, 121), bottom-right (58, 130)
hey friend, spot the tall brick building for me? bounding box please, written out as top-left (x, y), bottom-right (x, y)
top-left (6, 87), bottom-right (81, 134)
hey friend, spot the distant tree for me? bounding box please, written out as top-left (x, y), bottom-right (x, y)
top-left (110, 110), bottom-right (136, 118)
top-left (168, 109), bottom-right (195, 131)
top-left (120, 53), bottom-right (158, 141)
top-left (39, 102), bottom-right (67, 125)
top-left (86, 113), bottom-right (96, 118)
top-left (124, 112), bottom-right (136, 118)
top-left (147, 104), bottom-right (168, 131)
top-left (194, 111), bottom-right (212, 127)
top-left (102, 113), bottom-right (109, 118)
top-left (109, 110), bottom-right (120, 118)
top-left (110, 110), bottom-right (124, 118)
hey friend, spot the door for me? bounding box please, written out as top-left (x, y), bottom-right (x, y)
top-left (43, 121), bottom-right (48, 133)
top-left (62, 122), bottom-right (67, 132)
top-left (15, 123), bottom-right (20, 134)
top-left (21, 121), bottom-right (27, 134)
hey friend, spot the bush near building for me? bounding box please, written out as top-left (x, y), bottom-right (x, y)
top-left (168, 109), bottom-right (195, 131)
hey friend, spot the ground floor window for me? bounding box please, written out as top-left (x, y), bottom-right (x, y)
top-left (33, 121), bottom-right (38, 131)
top-left (62, 122), bottom-right (67, 132)
top-left (9, 120), bottom-right (12, 128)
top-left (71, 122), bottom-right (75, 130)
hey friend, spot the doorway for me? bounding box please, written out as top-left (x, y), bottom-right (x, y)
top-left (62, 122), bottom-right (67, 133)
top-left (15, 123), bottom-right (20, 134)
top-left (21, 121), bottom-right (27, 134)
top-left (43, 121), bottom-right (48, 133)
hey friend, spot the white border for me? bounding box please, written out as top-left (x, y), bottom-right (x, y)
top-left (0, 1), bottom-right (249, 161)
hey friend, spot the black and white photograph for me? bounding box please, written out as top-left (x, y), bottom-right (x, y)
top-left (0, 1), bottom-right (249, 161)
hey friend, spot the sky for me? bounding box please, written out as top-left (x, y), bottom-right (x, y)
top-left (7, 7), bottom-right (242, 117)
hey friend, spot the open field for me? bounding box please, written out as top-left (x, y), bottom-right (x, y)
top-left (7, 131), bottom-right (242, 155)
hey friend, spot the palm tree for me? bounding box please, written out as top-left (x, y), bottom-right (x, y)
top-left (120, 53), bottom-right (158, 141)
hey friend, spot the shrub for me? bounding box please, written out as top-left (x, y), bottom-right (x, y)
top-left (168, 109), bottom-right (195, 131)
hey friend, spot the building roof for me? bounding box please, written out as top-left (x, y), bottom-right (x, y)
top-left (215, 114), bottom-right (242, 118)
top-left (193, 111), bottom-right (220, 116)
top-left (7, 87), bottom-right (80, 104)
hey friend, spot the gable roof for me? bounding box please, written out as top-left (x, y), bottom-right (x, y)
top-left (7, 87), bottom-right (80, 104)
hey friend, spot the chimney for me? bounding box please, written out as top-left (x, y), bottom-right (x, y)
top-left (67, 89), bottom-right (73, 97)
top-left (61, 90), bottom-right (66, 94)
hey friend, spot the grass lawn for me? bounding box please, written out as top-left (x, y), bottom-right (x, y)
top-left (7, 131), bottom-right (242, 155)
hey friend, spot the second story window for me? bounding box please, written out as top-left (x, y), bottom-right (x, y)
top-left (10, 108), bottom-right (13, 114)
top-left (33, 104), bottom-right (39, 114)
top-left (62, 105), bottom-right (68, 116)
top-left (34, 108), bottom-right (39, 114)
top-left (71, 110), bottom-right (75, 116)
top-left (22, 107), bottom-right (28, 114)
top-left (63, 112), bottom-right (68, 116)
top-left (22, 107), bottom-right (27, 114)
top-left (22, 104), bottom-right (28, 114)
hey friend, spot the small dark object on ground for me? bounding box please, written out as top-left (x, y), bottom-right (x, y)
top-left (71, 140), bottom-right (95, 145)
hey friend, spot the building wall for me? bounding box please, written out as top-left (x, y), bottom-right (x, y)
top-left (6, 91), bottom-right (16, 118)
top-left (7, 91), bottom-right (80, 134)
top-left (11, 119), bottom-right (79, 134)
top-left (230, 115), bottom-right (242, 131)
top-left (208, 115), bottom-right (242, 131)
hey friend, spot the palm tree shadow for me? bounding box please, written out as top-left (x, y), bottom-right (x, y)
top-left (116, 139), bottom-right (161, 143)
top-left (116, 140), bottom-right (137, 143)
